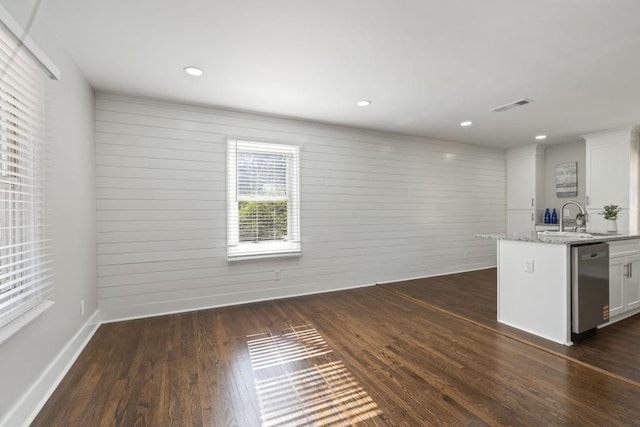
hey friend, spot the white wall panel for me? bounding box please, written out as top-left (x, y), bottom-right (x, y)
top-left (96, 93), bottom-right (505, 321)
top-left (0, 1), bottom-right (97, 424)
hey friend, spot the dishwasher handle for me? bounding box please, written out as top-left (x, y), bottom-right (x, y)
top-left (581, 251), bottom-right (608, 260)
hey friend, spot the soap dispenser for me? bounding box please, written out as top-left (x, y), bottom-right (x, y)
top-left (551, 208), bottom-right (558, 224)
top-left (544, 208), bottom-right (551, 224)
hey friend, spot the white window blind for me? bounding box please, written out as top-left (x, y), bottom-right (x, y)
top-left (0, 22), bottom-right (52, 339)
top-left (227, 139), bottom-right (300, 260)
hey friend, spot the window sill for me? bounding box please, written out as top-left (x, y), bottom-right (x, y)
top-left (228, 241), bottom-right (301, 262)
top-left (0, 300), bottom-right (55, 346)
top-left (228, 250), bottom-right (301, 262)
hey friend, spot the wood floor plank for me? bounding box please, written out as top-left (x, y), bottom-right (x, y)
top-left (381, 268), bottom-right (640, 385)
top-left (31, 274), bottom-right (639, 426)
top-left (282, 287), bottom-right (639, 426)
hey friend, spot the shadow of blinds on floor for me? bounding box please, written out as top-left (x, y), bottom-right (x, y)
top-left (247, 325), bottom-right (382, 426)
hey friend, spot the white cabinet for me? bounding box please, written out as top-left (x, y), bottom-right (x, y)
top-left (584, 127), bottom-right (639, 233)
top-left (506, 144), bottom-right (544, 233)
top-left (607, 240), bottom-right (640, 320)
top-left (586, 138), bottom-right (629, 209)
top-left (507, 210), bottom-right (536, 234)
top-left (507, 155), bottom-right (537, 210)
top-left (625, 255), bottom-right (640, 312)
top-left (609, 256), bottom-right (626, 318)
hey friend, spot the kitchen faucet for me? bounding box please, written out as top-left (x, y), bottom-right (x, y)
top-left (559, 200), bottom-right (587, 232)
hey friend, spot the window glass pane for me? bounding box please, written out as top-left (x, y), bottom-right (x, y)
top-left (239, 201), bottom-right (288, 242)
top-left (237, 151), bottom-right (287, 197)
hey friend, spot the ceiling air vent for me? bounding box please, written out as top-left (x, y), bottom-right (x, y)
top-left (492, 98), bottom-right (535, 112)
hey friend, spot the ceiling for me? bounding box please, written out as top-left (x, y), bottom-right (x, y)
top-left (33, 0), bottom-right (640, 148)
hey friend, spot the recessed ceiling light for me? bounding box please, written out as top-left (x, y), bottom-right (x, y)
top-left (357, 100), bottom-right (371, 107)
top-left (535, 134), bottom-right (547, 140)
top-left (460, 121), bottom-right (472, 127)
top-left (184, 66), bottom-right (203, 76)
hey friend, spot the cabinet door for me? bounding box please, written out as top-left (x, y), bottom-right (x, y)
top-left (608, 257), bottom-right (626, 318)
top-left (624, 255), bottom-right (640, 311)
top-left (507, 156), bottom-right (535, 210)
top-left (586, 140), bottom-right (629, 209)
top-left (507, 210), bottom-right (535, 234)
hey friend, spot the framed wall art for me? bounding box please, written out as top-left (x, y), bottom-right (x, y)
top-left (556, 162), bottom-right (577, 197)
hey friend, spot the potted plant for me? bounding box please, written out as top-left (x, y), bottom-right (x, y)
top-left (575, 212), bottom-right (586, 227)
top-left (599, 204), bottom-right (622, 233)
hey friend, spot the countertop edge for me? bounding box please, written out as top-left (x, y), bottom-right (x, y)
top-left (475, 232), bottom-right (640, 245)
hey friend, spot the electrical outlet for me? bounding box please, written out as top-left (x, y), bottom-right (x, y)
top-left (80, 300), bottom-right (85, 316)
top-left (524, 258), bottom-right (534, 273)
top-left (274, 270), bottom-right (281, 280)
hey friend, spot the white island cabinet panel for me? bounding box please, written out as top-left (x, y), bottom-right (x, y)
top-left (498, 240), bottom-right (571, 345)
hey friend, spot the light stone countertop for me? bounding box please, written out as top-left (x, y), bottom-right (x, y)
top-left (476, 231), bottom-right (640, 245)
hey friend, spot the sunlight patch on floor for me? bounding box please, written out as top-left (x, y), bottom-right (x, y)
top-left (247, 325), bottom-right (333, 370)
top-left (247, 325), bottom-right (382, 426)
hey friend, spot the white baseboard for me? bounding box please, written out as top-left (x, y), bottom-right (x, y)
top-left (101, 282), bottom-right (375, 324)
top-left (101, 265), bottom-right (498, 324)
top-left (377, 263), bottom-right (497, 285)
top-left (1, 309), bottom-right (101, 427)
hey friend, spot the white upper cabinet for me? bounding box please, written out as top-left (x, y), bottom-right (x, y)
top-left (507, 144), bottom-right (544, 210)
top-left (585, 131), bottom-right (631, 209)
top-left (583, 126), bottom-right (639, 233)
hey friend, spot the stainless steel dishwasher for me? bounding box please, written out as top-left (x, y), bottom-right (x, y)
top-left (571, 243), bottom-right (610, 336)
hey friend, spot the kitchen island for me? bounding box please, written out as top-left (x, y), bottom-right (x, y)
top-left (478, 231), bottom-right (640, 345)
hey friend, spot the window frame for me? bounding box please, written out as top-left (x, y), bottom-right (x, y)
top-left (227, 138), bottom-right (301, 261)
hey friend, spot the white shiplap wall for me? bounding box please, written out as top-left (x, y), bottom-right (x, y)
top-left (96, 94), bottom-right (505, 321)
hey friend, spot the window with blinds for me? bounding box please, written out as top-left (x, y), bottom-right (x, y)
top-left (227, 139), bottom-right (300, 260)
top-left (0, 22), bottom-right (52, 340)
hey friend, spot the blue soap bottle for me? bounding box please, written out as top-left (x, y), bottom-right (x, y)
top-left (544, 208), bottom-right (551, 224)
top-left (551, 208), bottom-right (558, 224)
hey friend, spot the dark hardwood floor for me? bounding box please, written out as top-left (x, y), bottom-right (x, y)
top-left (33, 272), bottom-right (640, 426)
top-left (381, 268), bottom-right (640, 385)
